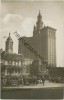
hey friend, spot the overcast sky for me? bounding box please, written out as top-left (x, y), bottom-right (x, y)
top-left (0, 0), bottom-right (64, 67)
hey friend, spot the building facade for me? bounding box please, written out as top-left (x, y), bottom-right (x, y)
top-left (18, 11), bottom-right (56, 67)
top-left (1, 33), bottom-right (23, 76)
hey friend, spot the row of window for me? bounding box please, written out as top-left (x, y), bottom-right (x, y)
top-left (49, 41), bottom-right (55, 43)
top-left (48, 41), bottom-right (55, 45)
top-left (48, 31), bottom-right (55, 37)
top-left (23, 60), bottom-right (32, 65)
top-left (2, 60), bottom-right (21, 66)
top-left (5, 69), bottom-right (21, 74)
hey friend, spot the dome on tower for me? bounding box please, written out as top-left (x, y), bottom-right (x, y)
top-left (6, 33), bottom-right (13, 53)
top-left (38, 10), bottom-right (42, 18)
top-left (7, 33), bottom-right (13, 43)
top-left (36, 10), bottom-right (43, 30)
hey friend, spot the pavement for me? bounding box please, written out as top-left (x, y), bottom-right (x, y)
top-left (2, 81), bottom-right (64, 99)
top-left (2, 81), bottom-right (64, 89)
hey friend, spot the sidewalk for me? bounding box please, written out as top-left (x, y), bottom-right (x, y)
top-left (2, 81), bottom-right (64, 90)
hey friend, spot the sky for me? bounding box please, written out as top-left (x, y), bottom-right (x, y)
top-left (0, 0), bottom-right (64, 67)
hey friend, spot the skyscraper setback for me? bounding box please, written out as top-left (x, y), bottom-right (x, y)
top-left (18, 11), bottom-right (56, 67)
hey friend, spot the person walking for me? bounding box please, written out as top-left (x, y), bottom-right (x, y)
top-left (42, 76), bottom-right (45, 86)
top-left (21, 77), bottom-right (24, 87)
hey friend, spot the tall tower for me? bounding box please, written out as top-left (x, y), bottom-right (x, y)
top-left (6, 33), bottom-right (13, 53)
top-left (33, 11), bottom-right (44, 57)
top-left (33, 11), bottom-right (56, 67)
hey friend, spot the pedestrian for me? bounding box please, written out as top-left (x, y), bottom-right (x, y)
top-left (33, 77), bottom-right (35, 85)
top-left (35, 77), bottom-right (38, 85)
top-left (42, 76), bottom-right (45, 86)
top-left (23, 77), bottom-right (26, 85)
top-left (21, 77), bottom-right (24, 86)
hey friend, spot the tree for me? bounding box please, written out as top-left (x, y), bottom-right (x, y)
top-left (30, 60), bottom-right (39, 76)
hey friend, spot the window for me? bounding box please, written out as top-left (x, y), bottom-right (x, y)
top-left (5, 61), bottom-right (8, 65)
top-left (9, 61), bottom-right (11, 65)
top-left (19, 61), bottom-right (21, 66)
top-left (2, 60), bottom-right (5, 65)
top-left (15, 69), bottom-right (17, 73)
top-left (12, 61), bottom-right (15, 66)
top-left (16, 62), bottom-right (18, 66)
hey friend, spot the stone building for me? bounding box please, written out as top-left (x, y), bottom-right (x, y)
top-left (18, 11), bottom-right (56, 67)
top-left (1, 33), bottom-right (23, 76)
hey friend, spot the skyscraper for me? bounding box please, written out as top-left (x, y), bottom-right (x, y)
top-left (18, 11), bottom-right (56, 67)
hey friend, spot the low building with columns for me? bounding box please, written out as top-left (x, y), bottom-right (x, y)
top-left (1, 33), bottom-right (23, 77)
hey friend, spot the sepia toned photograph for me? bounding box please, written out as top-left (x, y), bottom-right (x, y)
top-left (0, 0), bottom-right (64, 99)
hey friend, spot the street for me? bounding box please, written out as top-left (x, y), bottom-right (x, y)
top-left (2, 80), bottom-right (64, 89)
top-left (1, 81), bottom-right (64, 99)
